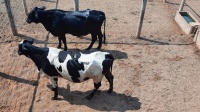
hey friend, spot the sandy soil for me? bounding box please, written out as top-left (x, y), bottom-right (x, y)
top-left (1, 0), bottom-right (200, 112)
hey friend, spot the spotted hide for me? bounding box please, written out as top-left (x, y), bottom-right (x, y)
top-left (18, 39), bottom-right (114, 100)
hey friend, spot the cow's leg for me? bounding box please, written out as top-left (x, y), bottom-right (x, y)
top-left (104, 71), bottom-right (114, 93)
top-left (57, 36), bottom-right (62, 48)
top-left (60, 34), bottom-right (67, 51)
top-left (49, 77), bottom-right (58, 100)
top-left (86, 34), bottom-right (97, 50)
top-left (97, 30), bottom-right (103, 49)
top-left (85, 82), bottom-right (101, 100)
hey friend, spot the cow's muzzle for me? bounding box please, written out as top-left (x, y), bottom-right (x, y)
top-left (26, 19), bottom-right (31, 23)
top-left (18, 51), bottom-right (22, 55)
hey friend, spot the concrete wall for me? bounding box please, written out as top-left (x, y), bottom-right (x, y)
top-left (175, 11), bottom-right (200, 34)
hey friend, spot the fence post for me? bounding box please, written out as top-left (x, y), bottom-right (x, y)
top-left (179, 0), bottom-right (186, 12)
top-left (22, 0), bottom-right (28, 15)
top-left (74, 0), bottom-right (79, 11)
top-left (4, 0), bottom-right (18, 36)
top-left (55, 0), bottom-right (59, 9)
top-left (136, 0), bottom-right (147, 38)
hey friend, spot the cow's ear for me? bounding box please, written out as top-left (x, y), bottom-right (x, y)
top-left (33, 7), bottom-right (38, 11)
top-left (22, 44), bottom-right (29, 51)
top-left (34, 9), bottom-right (39, 20)
top-left (40, 6), bottom-right (46, 10)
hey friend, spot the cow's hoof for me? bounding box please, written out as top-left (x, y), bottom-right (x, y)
top-left (57, 45), bottom-right (61, 48)
top-left (107, 89), bottom-right (113, 94)
top-left (51, 97), bottom-right (58, 100)
top-left (97, 46), bottom-right (101, 50)
top-left (85, 48), bottom-right (91, 51)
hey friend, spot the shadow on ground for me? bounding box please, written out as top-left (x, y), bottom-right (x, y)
top-left (48, 84), bottom-right (141, 111)
top-left (0, 72), bottom-right (37, 86)
top-left (75, 48), bottom-right (128, 60)
top-left (0, 72), bottom-right (41, 112)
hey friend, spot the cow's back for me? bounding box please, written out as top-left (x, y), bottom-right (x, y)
top-left (47, 49), bottom-right (110, 82)
top-left (87, 10), bottom-right (105, 22)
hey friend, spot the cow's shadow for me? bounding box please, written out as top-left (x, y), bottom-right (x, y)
top-left (101, 49), bottom-right (128, 60)
top-left (48, 85), bottom-right (141, 111)
top-left (68, 48), bottom-right (128, 60)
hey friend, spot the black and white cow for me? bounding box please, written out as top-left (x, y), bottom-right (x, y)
top-left (26, 6), bottom-right (106, 51)
top-left (18, 39), bottom-right (114, 100)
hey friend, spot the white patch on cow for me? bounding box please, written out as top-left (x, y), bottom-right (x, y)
top-left (55, 53), bottom-right (73, 81)
top-left (47, 47), bottom-right (62, 64)
top-left (47, 47), bottom-right (110, 83)
top-left (47, 47), bottom-right (73, 81)
top-left (77, 51), bottom-right (109, 83)
top-left (19, 40), bottom-right (24, 44)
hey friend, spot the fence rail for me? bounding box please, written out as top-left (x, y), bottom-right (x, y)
top-left (0, 0), bottom-right (77, 39)
top-left (1, 0), bottom-right (200, 40)
top-left (165, 0), bottom-right (200, 21)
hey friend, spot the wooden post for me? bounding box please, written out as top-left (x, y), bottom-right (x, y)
top-left (136, 0), bottom-right (147, 38)
top-left (74, 0), bottom-right (79, 11)
top-left (4, 0), bottom-right (18, 36)
top-left (179, 0), bottom-right (186, 12)
top-left (22, 0), bottom-right (28, 15)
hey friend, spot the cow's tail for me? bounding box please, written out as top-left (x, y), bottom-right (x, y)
top-left (108, 54), bottom-right (114, 73)
top-left (110, 58), bottom-right (113, 73)
top-left (103, 17), bottom-right (106, 44)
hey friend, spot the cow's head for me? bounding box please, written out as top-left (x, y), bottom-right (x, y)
top-left (18, 39), bottom-right (34, 57)
top-left (26, 6), bottom-right (46, 23)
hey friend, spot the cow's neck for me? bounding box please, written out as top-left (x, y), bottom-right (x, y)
top-left (37, 11), bottom-right (54, 31)
top-left (27, 45), bottom-right (49, 70)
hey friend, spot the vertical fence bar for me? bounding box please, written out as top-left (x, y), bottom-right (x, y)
top-left (136, 0), bottom-right (147, 38)
top-left (74, 0), bottom-right (79, 11)
top-left (179, 0), bottom-right (186, 12)
top-left (55, 0), bottom-right (59, 9)
top-left (4, 0), bottom-right (18, 36)
top-left (22, 0), bottom-right (28, 15)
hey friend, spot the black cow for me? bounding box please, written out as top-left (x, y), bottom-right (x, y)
top-left (26, 6), bottom-right (106, 51)
top-left (18, 39), bottom-right (114, 100)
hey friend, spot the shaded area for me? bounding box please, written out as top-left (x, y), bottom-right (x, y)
top-left (17, 34), bottom-right (45, 44)
top-left (1, 34), bottom-right (194, 46)
top-left (100, 49), bottom-right (128, 60)
top-left (138, 36), bottom-right (195, 45)
top-left (0, 72), bottom-right (37, 86)
top-left (29, 73), bottom-right (41, 112)
top-left (47, 84), bottom-right (141, 111)
top-left (0, 34), bottom-right (45, 44)
top-left (0, 72), bottom-right (41, 112)
top-left (65, 48), bottom-right (128, 60)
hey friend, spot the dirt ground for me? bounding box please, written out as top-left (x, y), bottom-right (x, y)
top-left (1, 0), bottom-right (200, 112)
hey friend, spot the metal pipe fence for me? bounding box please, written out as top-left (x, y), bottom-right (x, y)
top-left (0, 0), bottom-right (73, 40)
top-left (165, 0), bottom-right (200, 21)
top-left (1, 0), bottom-right (200, 42)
